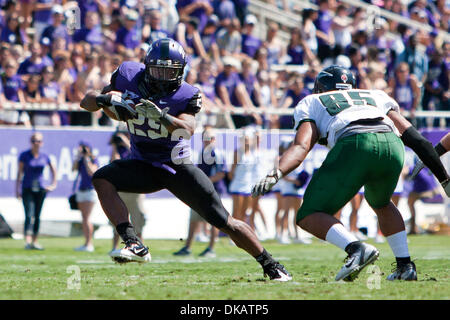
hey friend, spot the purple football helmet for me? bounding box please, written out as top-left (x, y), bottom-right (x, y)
top-left (144, 38), bottom-right (187, 94)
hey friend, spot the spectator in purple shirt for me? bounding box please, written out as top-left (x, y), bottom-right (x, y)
top-left (215, 56), bottom-right (261, 128)
top-left (40, 5), bottom-right (72, 50)
top-left (0, 13), bottom-right (28, 46)
top-left (278, 73), bottom-right (310, 129)
top-left (198, 60), bottom-right (224, 103)
top-left (286, 27), bottom-right (314, 65)
top-left (0, 58), bottom-right (31, 126)
top-left (239, 57), bottom-right (263, 107)
top-left (241, 14), bottom-right (262, 59)
top-left (16, 132), bottom-right (57, 250)
top-left (78, 0), bottom-right (109, 28)
top-left (32, 0), bottom-right (58, 40)
top-left (143, 9), bottom-right (170, 45)
top-left (35, 65), bottom-right (64, 126)
top-left (115, 10), bottom-right (141, 53)
top-left (72, 141), bottom-right (99, 252)
top-left (408, 0), bottom-right (438, 27)
top-left (176, 0), bottom-right (214, 33)
top-left (18, 42), bottom-right (53, 75)
top-left (1, 59), bottom-right (24, 103)
top-left (72, 11), bottom-right (104, 46)
top-left (314, 0), bottom-right (335, 62)
top-left (200, 15), bottom-right (222, 67)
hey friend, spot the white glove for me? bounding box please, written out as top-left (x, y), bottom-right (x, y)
top-left (410, 160), bottom-right (425, 180)
top-left (251, 169), bottom-right (283, 197)
top-left (107, 92), bottom-right (137, 121)
top-left (136, 99), bottom-right (169, 120)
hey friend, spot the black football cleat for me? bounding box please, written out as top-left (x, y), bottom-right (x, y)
top-left (387, 261), bottom-right (417, 281)
top-left (263, 261), bottom-right (292, 282)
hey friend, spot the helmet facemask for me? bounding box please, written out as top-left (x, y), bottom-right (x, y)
top-left (145, 61), bottom-right (185, 96)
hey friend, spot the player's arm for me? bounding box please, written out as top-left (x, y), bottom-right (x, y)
top-left (160, 112), bottom-right (196, 136)
top-left (80, 70), bottom-right (136, 121)
top-left (278, 121), bottom-right (319, 177)
top-left (411, 132), bottom-right (450, 179)
top-left (387, 110), bottom-right (450, 194)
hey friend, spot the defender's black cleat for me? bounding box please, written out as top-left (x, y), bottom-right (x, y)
top-left (387, 261), bottom-right (417, 281)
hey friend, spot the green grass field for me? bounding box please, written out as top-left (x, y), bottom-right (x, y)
top-left (0, 235), bottom-right (448, 300)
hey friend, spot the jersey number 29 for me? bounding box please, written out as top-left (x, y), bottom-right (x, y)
top-left (127, 114), bottom-right (169, 139)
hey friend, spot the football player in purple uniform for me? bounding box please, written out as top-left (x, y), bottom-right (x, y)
top-left (80, 38), bottom-right (291, 281)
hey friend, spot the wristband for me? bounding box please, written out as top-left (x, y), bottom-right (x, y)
top-left (435, 143), bottom-right (447, 157)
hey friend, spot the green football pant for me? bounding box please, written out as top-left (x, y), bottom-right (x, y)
top-left (297, 132), bottom-right (405, 222)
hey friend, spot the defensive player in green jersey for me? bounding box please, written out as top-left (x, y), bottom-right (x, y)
top-left (253, 65), bottom-right (450, 282)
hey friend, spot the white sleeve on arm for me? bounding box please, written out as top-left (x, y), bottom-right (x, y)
top-left (293, 96), bottom-right (316, 131)
top-left (374, 90), bottom-right (400, 114)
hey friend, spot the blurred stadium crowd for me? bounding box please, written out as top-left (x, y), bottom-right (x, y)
top-left (0, 0), bottom-right (448, 129)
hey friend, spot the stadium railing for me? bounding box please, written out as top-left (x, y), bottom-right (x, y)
top-left (2, 101), bottom-right (450, 128)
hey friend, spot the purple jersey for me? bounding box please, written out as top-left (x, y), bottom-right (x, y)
top-left (279, 88), bottom-right (310, 128)
top-left (33, 0), bottom-right (54, 23)
top-left (200, 32), bottom-right (216, 53)
top-left (239, 72), bottom-right (257, 104)
top-left (176, 0), bottom-right (211, 32)
top-left (215, 71), bottom-right (242, 106)
top-left (215, 0), bottom-right (236, 20)
top-left (287, 45), bottom-right (304, 65)
top-left (115, 27), bottom-right (140, 50)
top-left (72, 26), bottom-right (103, 45)
top-left (314, 10), bottom-right (332, 46)
top-left (394, 77), bottom-right (414, 110)
top-left (1, 74), bottom-right (23, 101)
top-left (41, 24), bottom-right (71, 45)
top-left (36, 81), bottom-right (60, 116)
top-left (18, 57), bottom-right (53, 75)
top-left (197, 78), bottom-right (216, 101)
top-left (0, 27), bottom-right (26, 44)
top-left (19, 150), bottom-right (51, 190)
top-left (241, 34), bottom-right (261, 58)
top-left (112, 61), bottom-right (201, 164)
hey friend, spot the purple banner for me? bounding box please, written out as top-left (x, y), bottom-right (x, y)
top-left (1, 127), bottom-right (445, 198)
top-left (0, 128), bottom-right (322, 198)
top-left (0, 128), bottom-right (115, 197)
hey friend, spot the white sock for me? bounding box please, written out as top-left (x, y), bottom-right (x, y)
top-left (325, 224), bottom-right (359, 251)
top-left (386, 231), bottom-right (410, 258)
